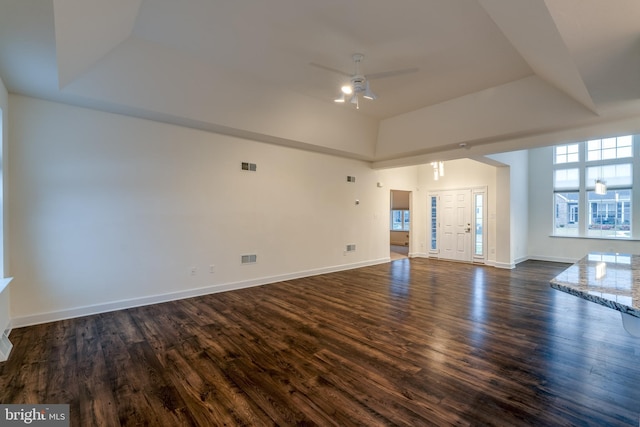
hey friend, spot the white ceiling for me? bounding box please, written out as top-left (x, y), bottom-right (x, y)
top-left (1, 0), bottom-right (640, 163)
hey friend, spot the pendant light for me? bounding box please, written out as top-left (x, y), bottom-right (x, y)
top-left (431, 161), bottom-right (444, 181)
top-left (594, 179), bottom-right (607, 195)
top-left (594, 162), bottom-right (607, 195)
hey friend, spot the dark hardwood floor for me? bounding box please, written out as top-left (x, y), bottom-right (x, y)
top-left (1, 258), bottom-right (640, 426)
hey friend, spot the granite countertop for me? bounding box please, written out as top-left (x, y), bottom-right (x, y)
top-left (550, 252), bottom-right (640, 319)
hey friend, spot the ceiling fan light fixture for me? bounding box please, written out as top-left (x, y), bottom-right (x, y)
top-left (363, 81), bottom-right (377, 100)
top-left (311, 53), bottom-right (419, 109)
top-left (350, 93), bottom-right (359, 109)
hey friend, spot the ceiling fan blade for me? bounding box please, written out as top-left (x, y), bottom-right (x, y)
top-left (308, 62), bottom-right (352, 77)
top-left (366, 67), bottom-right (420, 80)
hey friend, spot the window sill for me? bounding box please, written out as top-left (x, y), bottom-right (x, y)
top-left (0, 277), bottom-right (12, 294)
top-left (549, 235), bottom-right (640, 242)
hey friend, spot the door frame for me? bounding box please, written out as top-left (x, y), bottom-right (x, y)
top-left (428, 186), bottom-right (487, 263)
top-left (390, 189), bottom-right (412, 257)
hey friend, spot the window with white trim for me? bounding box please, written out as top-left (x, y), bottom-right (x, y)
top-left (391, 209), bottom-right (410, 231)
top-left (553, 136), bottom-right (634, 239)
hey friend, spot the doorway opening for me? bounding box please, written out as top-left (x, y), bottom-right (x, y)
top-left (390, 190), bottom-right (411, 260)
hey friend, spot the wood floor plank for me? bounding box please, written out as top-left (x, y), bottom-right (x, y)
top-left (75, 316), bottom-right (120, 426)
top-left (163, 342), bottom-right (253, 426)
top-left (1, 258), bottom-right (640, 426)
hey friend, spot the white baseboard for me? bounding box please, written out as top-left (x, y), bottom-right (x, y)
top-left (10, 254), bottom-right (575, 329)
top-left (526, 255), bottom-right (579, 264)
top-left (408, 251), bottom-right (428, 258)
top-left (11, 258), bottom-right (390, 328)
top-left (485, 260), bottom-right (516, 269)
top-left (514, 256), bottom-right (529, 265)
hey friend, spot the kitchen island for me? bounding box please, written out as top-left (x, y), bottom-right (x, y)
top-left (550, 252), bottom-right (640, 337)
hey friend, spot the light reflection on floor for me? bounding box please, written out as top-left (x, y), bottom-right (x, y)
top-left (389, 258), bottom-right (411, 297)
top-left (472, 267), bottom-right (486, 322)
top-left (470, 266), bottom-right (486, 346)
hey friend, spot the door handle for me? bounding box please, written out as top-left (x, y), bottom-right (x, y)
top-left (464, 223), bottom-right (471, 233)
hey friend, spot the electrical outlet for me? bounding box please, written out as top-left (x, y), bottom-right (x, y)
top-left (190, 267), bottom-right (197, 276)
top-left (209, 264), bottom-right (216, 274)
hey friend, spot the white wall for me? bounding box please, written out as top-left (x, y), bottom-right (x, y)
top-left (6, 94), bottom-right (540, 326)
top-left (8, 95), bottom-right (392, 326)
top-left (487, 150), bottom-right (529, 265)
top-left (375, 166), bottom-right (421, 255)
top-left (527, 145), bottom-right (640, 261)
top-left (0, 75), bottom-right (10, 337)
top-left (510, 151), bottom-right (529, 263)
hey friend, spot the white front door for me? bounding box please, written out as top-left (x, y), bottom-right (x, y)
top-left (440, 189), bottom-right (472, 262)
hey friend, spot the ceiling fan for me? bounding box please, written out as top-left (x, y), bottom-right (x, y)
top-left (310, 53), bottom-right (419, 109)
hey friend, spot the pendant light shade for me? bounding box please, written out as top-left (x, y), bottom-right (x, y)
top-left (431, 161), bottom-right (444, 181)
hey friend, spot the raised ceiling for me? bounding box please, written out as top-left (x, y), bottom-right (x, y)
top-left (1, 1), bottom-right (639, 164)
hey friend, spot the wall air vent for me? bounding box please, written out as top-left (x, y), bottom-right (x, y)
top-left (242, 162), bottom-right (257, 171)
top-left (241, 254), bottom-right (257, 264)
top-left (347, 176), bottom-right (356, 183)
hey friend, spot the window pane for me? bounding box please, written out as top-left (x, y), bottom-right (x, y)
top-left (554, 168), bottom-right (580, 189)
top-left (586, 164), bottom-right (632, 188)
top-left (618, 135), bottom-right (632, 147)
top-left (586, 135), bottom-right (632, 161)
top-left (602, 148), bottom-right (616, 160)
top-left (474, 194), bottom-right (483, 256)
top-left (403, 210), bottom-right (410, 231)
top-left (587, 139), bottom-right (601, 151)
top-left (555, 144), bottom-right (579, 164)
top-left (554, 192), bottom-right (579, 236)
top-left (587, 190), bottom-right (631, 238)
top-left (618, 146), bottom-right (633, 158)
top-left (567, 144), bottom-right (579, 162)
top-left (430, 197), bottom-right (437, 250)
top-left (391, 210), bottom-right (403, 230)
top-left (567, 152), bottom-right (579, 163)
top-left (587, 138), bottom-right (601, 161)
